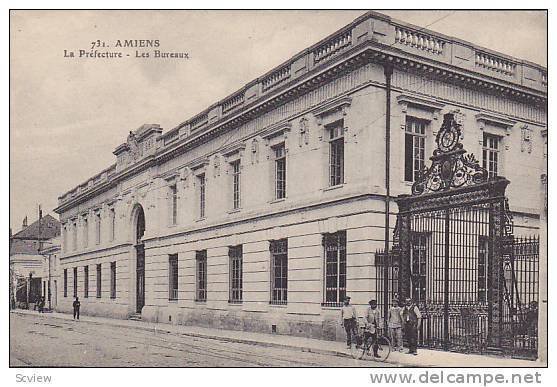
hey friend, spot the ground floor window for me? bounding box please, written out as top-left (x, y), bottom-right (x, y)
top-left (63, 269), bottom-right (67, 297)
top-left (96, 264), bottom-right (102, 298)
top-left (169, 254), bottom-right (178, 300)
top-left (196, 250), bottom-right (207, 302)
top-left (322, 231), bottom-right (347, 307)
top-left (270, 239), bottom-right (288, 305)
top-left (84, 266), bottom-right (89, 298)
top-left (229, 245), bottom-right (243, 303)
top-left (110, 262), bottom-right (116, 299)
top-left (73, 267), bottom-right (78, 298)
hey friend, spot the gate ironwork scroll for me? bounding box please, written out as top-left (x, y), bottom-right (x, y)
top-left (376, 112), bottom-right (538, 358)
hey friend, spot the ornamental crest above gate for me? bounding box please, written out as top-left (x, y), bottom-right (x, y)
top-left (411, 112), bottom-right (488, 196)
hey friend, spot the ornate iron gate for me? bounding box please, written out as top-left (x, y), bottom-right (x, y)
top-left (376, 112), bottom-right (539, 358)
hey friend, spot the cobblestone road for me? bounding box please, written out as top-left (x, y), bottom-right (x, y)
top-left (10, 313), bottom-right (389, 367)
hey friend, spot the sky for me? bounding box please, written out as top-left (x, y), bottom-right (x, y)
top-left (9, 10), bottom-right (547, 232)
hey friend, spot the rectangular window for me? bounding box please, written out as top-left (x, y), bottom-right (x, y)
top-left (95, 212), bottom-right (101, 245)
top-left (63, 269), bottom-right (67, 298)
top-left (483, 133), bottom-right (500, 179)
top-left (228, 245), bottom-right (243, 303)
top-left (72, 220), bottom-right (77, 251)
top-left (196, 250), bottom-right (207, 302)
top-left (109, 208), bottom-right (116, 241)
top-left (231, 160), bottom-right (241, 209)
top-left (169, 254), bottom-right (178, 300)
top-left (96, 264), bottom-right (102, 298)
top-left (73, 267), bottom-right (78, 298)
top-left (478, 236), bottom-right (488, 302)
top-left (83, 217), bottom-right (88, 247)
top-left (274, 144), bottom-right (286, 199)
top-left (404, 117), bottom-right (427, 182)
top-left (322, 231), bottom-right (346, 306)
top-left (198, 174), bottom-right (206, 219)
top-left (270, 239), bottom-right (288, 304)
top-left (328, 121), bottom-right (344, 186)
top-left (62, 225), bottom-right (67, 253)
top-left (110, 262), bottom-right (116, 299)
top-left (170, 184), bottom-right (178, 225)
top-left (411, 232), bottom-right (428, 303)
top-left (84, 266), bottom-right (89, 298)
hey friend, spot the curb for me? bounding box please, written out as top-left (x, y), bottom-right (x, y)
top-left (11, 310), bottom-right (408, 366)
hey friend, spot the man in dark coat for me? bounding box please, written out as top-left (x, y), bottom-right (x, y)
top-left (402, 297), bottom-right (422, 355)
top-left (73, 297), bottom-right (80, 320)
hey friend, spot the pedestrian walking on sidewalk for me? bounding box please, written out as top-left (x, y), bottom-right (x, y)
top-left (388, 300), bottom-right (404, 352)
top-left (73, 297), bottom-right (80, 320)
top-left (38, 297), bottom-right (45, 313)
top-left (402, 297), bottom-right (422, 355)
top-left (340, 296), bottom-right (358, 348)
top-left (365, 300), bottom-right (382, 358)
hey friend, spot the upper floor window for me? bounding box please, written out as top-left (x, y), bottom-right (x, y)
top-left (109, 208), bottom-right (116, 241)
top-left (72, 220), bottom-right (77, 251)
top-left (169, 184), bottom-right (178, 225)
top-left (82, 217), bottom-right (88, 248)
top-left (482, 133), bottom-right (500, 179)
top-left (62, 225), bottom-right (67, 253)
top-left (327, 120), bottom-right (344, 187)
top-left (323, 231), bottom-right (346, 307)
top-left (274, 144), bottom-right (286, 199)
top-left (231, 160), bottom-right (241, 210)
top-left (198, 174), bottom-right (206, 219)
top-left (405, 117), bottom-right (427, 182)
top-left (95, 211), bottom-right (101, 245)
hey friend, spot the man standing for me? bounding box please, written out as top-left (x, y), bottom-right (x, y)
top-left (402, 297), bottom-right (422, 355)
top-left (388, 299), bottom-right (404, 352)
top-left (340, 296), bottom-right (358, 348)
top-left (366, 299), bottom-right (382, 358)
top-left (72, 296), bottom-right (80, 320)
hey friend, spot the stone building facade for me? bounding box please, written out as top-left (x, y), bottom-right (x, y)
top-left (54, 11), bottom-right (546, 341)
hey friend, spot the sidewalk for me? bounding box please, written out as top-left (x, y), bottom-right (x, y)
top-left (11, 309), bottom-right (541, 367)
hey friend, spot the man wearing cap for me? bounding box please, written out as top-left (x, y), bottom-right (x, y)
top-left (365, 299), bottom-right (382, 358)
top-left (402, 297), bottom-right (422, 355)
top-left (340, 296), bottom-right (358, 348)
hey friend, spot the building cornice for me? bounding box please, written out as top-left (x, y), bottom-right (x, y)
top-left (56, 12), bottom-right (547, 214)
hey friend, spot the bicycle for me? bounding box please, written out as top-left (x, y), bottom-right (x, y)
top-left (349, 317), bottom-right (391, 362)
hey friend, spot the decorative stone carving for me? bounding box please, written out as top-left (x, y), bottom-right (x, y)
top-left (180, 167), bottom-right (192, 188)
top-left (250, 138), bottom-right (259, 164)
top-left (299, 118), bottom-right (309, 147)
top-left (127, 131), bottom-right (141, 161)
top-left (213, 154), bottom-right (222, 178)
top-left (520, 124), bottom-right (532, 153)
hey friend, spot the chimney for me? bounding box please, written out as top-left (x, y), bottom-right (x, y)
top-left (22, 216), bottom-right (28, 230)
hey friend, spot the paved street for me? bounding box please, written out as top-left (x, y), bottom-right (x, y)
top-left (10, 313), bottom-right (389, 367)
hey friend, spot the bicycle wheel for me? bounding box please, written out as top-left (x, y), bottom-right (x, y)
top-left (374, 335), bottom-right (391, 362)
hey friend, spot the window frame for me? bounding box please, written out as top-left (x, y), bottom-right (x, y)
top-left (195, 250), bottom-right (207, 302)
top-left (73, 267), bottom-right (78, 298)
top-left (84, 265), bottom-right (89, 298)
top-left (482, 132), bottom-right (500, 179)
top-left (273, 144), bottom-right (287, 200)
top-left (322, 231), bottom-right (347, 307)
top-left (327, 120), bottom-right (345, 187)
top-left (198, 173), bottom-right (206, 219)
top-left (270, 239), bottom-right (288, 305)
top-left (96, 263), bottom-right (102, 298)
top-left (169, 184), bottom-right (178, 226)
top-left (404, 116), bottom-right (428, 182)
top-left (168, 254), bottom-right (179, 301)
top-left (63, 268), bottom-right (68, 298)
top-left (228, 245), bottom-right (243, 304)
top-left (110, 262), bottom-right (116, 299)
top-left (231, 160), bottom-right (241, 210)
